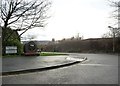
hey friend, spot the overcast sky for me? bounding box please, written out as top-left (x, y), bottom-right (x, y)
top-left (21, 0), bottom-right (118, 41)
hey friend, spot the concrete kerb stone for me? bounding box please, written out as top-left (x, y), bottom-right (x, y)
top-left (2, 57), bottom-right (87, 76)
top-left (66, 56), bottom-right (87, 62)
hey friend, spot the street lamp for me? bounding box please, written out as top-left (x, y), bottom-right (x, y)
top-left (108, 26), bottom-right (116, 53)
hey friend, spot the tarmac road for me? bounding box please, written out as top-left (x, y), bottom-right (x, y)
top-left (2, 53), bottom-right (118, 84)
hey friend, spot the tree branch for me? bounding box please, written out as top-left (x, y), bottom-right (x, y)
top-left (1, 0), bottom-right (51, 39)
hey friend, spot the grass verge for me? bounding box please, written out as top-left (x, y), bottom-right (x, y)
top-left (40, 52), bottom-right (68, 56)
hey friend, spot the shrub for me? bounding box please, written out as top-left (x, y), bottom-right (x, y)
top-left (2, 27), bottom-right (22, 55)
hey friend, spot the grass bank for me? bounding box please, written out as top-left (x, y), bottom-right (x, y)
top-left (40, 52), bottom-right (68, 56)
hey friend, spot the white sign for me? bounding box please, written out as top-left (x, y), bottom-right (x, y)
top-left (6, 46), bottom-right (17, 54)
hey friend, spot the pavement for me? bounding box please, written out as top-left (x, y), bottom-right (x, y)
top-left (2, 55), bottom-right (87, 76)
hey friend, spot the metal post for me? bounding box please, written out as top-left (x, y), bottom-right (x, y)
top-left (108, 26), bottom-right (115, 53)
top-left (113, 28), bottom-right (115, 53)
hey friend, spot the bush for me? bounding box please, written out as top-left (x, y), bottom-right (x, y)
top-left (3, 39), bottom-right (22, 55)
top-left (2, 27), bottom-right (22, 55)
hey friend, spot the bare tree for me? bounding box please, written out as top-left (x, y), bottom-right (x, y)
top-left (0, 0), bottom-right (51, 41)
top-left (102, 31), bottom-right (113, 38)
top-left (108, 0), bottom-right (120, 37)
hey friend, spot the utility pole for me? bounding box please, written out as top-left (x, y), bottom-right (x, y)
top-left (108, 26), bottom-right (116, 53)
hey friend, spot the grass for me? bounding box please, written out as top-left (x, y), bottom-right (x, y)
top-left (40, 52), bottom-right (68, 56)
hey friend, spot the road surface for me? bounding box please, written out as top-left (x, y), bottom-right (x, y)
top-left (2, 53), bottom-right (118, 84)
